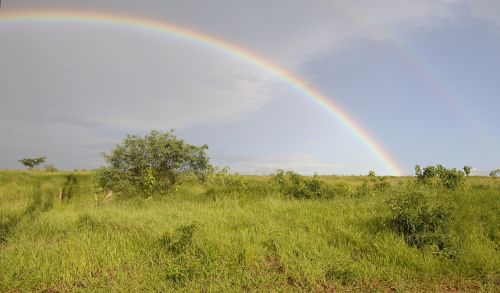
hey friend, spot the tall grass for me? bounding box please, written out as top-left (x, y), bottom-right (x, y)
top-left (0, 171), bottom-right (498, 292)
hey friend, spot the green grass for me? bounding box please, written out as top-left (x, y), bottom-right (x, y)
top-left (0, 171), bottom-right (498, 292)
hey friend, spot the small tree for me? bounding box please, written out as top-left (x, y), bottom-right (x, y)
top-left (18, 157), bottom-right (46, 170)
top-left (98, 130), bottom-right (210, 194)
top-left (415, 165), bottom-right (436, 184)
top-left (414, 165), bottom-right (422, 177)
top-left (490, 169), bottom-right (500, 179)
top-left (463, 165), bottom-right (471, 177)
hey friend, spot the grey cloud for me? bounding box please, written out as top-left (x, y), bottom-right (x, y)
top-left (211, 154), bottom-right (344, 175)
top-left (1, 0), bottom-right (489, 172)
top-left (467, 0), bottom-right (500, 28)
top-left (5, 0), bottom-right (464, 68)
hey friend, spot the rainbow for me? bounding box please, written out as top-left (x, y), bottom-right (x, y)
top-left (0, 10), bottom-right (404, 175)
top-left (333, 2), bottom-right (493, 150)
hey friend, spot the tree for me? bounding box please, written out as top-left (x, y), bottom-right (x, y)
top-left (414, 165), bottom-right (422, 177)
top-left (98, 130), bottom-right (210, 194)
top-left (463, 165), bottom-right (471, 177)
top-left (490, 169), bottom-right (500, 179)
top-left (18, 157), bottom-right (46, 170)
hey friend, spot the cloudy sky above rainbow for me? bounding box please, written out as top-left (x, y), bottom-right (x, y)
top-left (0, 0), bottom-right (499, 175)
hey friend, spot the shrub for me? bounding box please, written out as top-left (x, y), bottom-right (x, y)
top-left (43, 164), bottom-right (58, 172)
top-left (368, 170), bottom-right (391, 192)
top-left (415, 165), bottom-right (437, 184)
top-left (387, 190), bottom-right (455, 254)
top-left (438, 168), bottom-right (465, 190)
top-left (415, 164), bottom-right (466, 190)
top-left (203, 166), bottom-right (231, 187)
top-left (490, 169), bottom-right (500, 179)
top-left (97, 130), bottom-right (210, 195)
top-left (274, 170), bottom-right (334, 199)
top-left (357, 171), bottom-right (391, 196)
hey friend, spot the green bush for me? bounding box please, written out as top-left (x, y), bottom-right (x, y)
top-left (415, 164), bottom-right (466, 190)
top-left (274, 170), bottom-right (334, 199)
top-left (97, 130), bottom-right (210, 195)
top-left (415, 165), bottom-right (437, 185)
top-left (357, 171), bottom-right (391, 196)
top-left (489, 169), bottom-right (500, 179)
top-left (387, 189), bottom-right (455, 255)
top-left (438, 168), bottom-right (465, 190)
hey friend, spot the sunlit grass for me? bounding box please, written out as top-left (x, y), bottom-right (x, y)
top-left (0, 171), bottom-right (498, 292)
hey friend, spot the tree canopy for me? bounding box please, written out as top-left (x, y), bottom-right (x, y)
top-left (18, 157), bottom-right (46, 169)
top-left (98, 130), bottom-right (210, 194)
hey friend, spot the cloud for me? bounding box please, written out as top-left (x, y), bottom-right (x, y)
top-left (6, 0), bottom-right (463, 69)
top-left (0, 0), bottom-right (478, 170)
top-left (0, 25), bottom-right (278, 131)
top-left (212, 154), bottom-right (343, 175)
top-left (466, 0), bottom-right (500, 28)
top-left (1, 0), bottom-right (467, 131)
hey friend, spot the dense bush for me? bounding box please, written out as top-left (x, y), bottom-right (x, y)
top-left (97, 130), bottom-right (210, 195)
top-left (274, 170), bottom-right (334, 199)
top-left (415, 164), bottom-right (466, 190)
top-left (356, 171), bottom-right (391, 196)
top-left (490, 169), bottom-right (500, 179)
top-left (387, 189), bottom-right (455, 255)
top-left (438, 168), bottom-right (465, 189)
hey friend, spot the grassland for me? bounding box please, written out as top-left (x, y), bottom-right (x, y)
top-left (0, 171), bottom-right (498, 292)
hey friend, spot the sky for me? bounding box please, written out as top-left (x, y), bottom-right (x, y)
top-left (0, 0), bottom-right (499, 175)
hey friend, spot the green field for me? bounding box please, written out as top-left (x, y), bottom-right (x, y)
top-left (0, 171), bottom-right (498, 292)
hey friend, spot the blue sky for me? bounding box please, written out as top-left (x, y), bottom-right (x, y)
top-left (0, 0), bottom-right (499, 175)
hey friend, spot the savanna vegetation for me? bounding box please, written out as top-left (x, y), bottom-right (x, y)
top-left (1, 131), bottom-right (498, 292)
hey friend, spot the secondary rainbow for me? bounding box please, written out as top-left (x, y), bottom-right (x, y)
top-left (333, 2), bottom-right (493, 150)
top-left (0, 10), bottom-right (404, 175)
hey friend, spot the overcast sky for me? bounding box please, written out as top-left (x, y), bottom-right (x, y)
top-left (1, 0), bottom-right (499, 175)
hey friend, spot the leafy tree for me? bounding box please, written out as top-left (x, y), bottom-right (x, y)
top-left (18, 157), bottom-right (46, 170)
top-left (439, 168), bottom-right (465, 190)
top-left (415, 165), bottom-right (437, 184)
top-left (490, 169), bottom-right (500, 179)
top-left (414, 165), bottom-right (422, 177)
top-left (463, 165), bottom-right (471, 177)
top-left (98, 130), bottom-right (210, 194)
